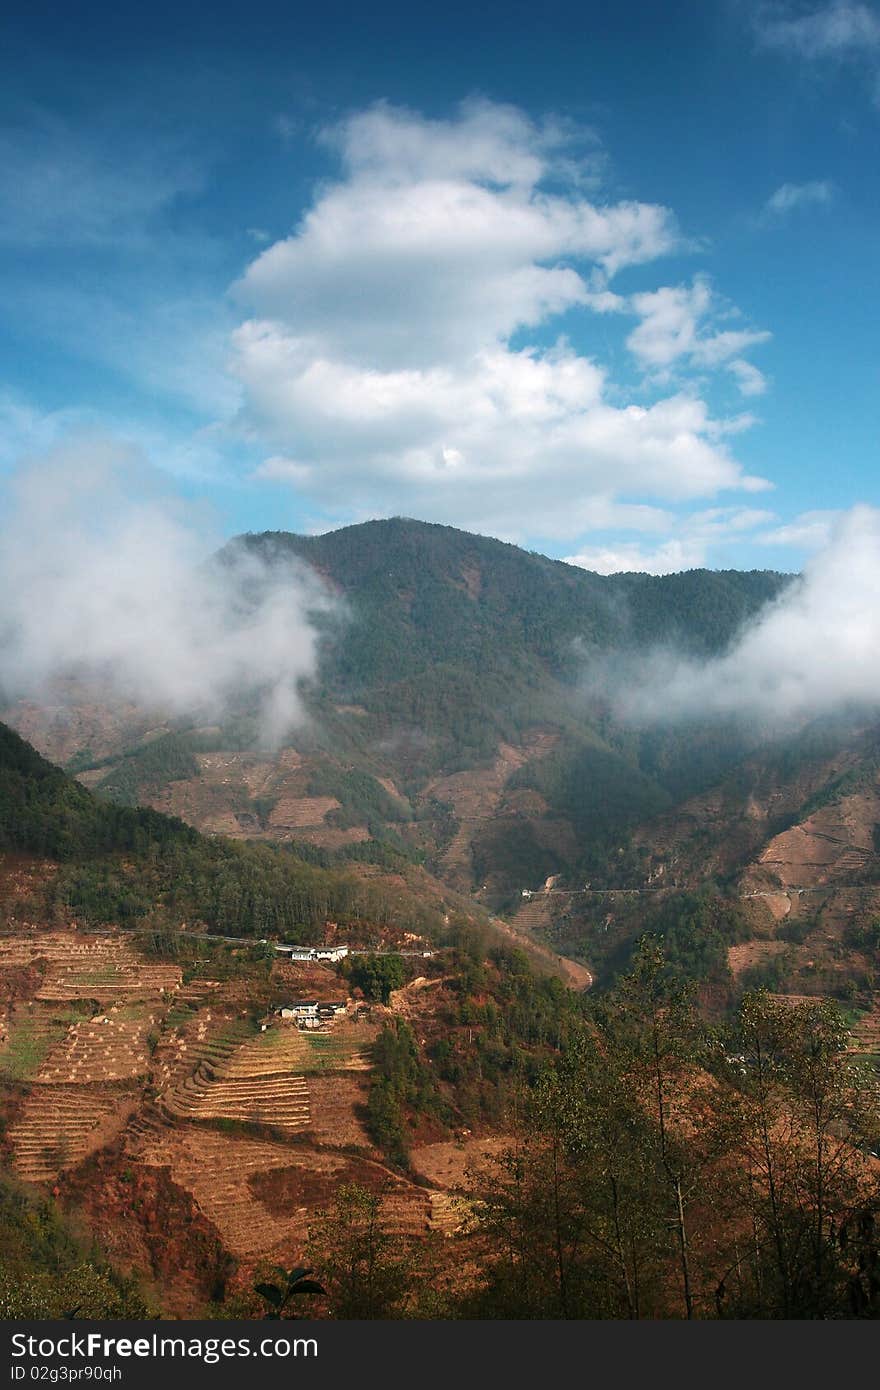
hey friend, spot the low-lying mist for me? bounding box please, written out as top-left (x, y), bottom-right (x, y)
top-left (605, 505), bottom-right (880, 731)
top-left (0, 435), bottom-right (331, 747)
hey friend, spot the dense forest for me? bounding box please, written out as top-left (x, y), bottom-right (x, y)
top-left (221, 520), bottom-right (791, 787)
top-left (0, 722), bottom-right (448, 940)
top-left (318, 942), bottom-right (880, 1320)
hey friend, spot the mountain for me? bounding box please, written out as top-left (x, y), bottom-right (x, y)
top-left (3, 605), bottom-right (880, 1317)
top-left (5, 516), bottom-right (880, 1010)
top-left (2, 518), bottom-right (793, 906)
top-left (1, 719), bottom-right (877, 1320)
top-left (0, 718), bottom-right (484, 948)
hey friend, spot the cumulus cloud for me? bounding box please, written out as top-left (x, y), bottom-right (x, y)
top-left (626, 275), bottom-right (770, 385)
top-left (611, 505), bottom-right (880, 724)
top-left (236, 100), bottom-right (678, 369)
top-left (0, 435), bottom-right (330, 746)
top-left (229, 99), bottom-right (770, 540)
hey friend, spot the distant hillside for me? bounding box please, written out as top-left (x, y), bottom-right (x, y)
top-left (0, 720), bottom-right (198, 861)
top-left (239, 518), bottom-right (789, 733)
top-left (0, 721), bottom-right (474, 944)
top-left (2, 518), bottom-right (796, 906)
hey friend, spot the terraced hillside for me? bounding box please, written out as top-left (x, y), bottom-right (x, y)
top-left (0, 931), bottom-right (178, 1183)
top-left (7, 1086), bottom-right (137, 1184)
top-left (158, 1021), bottom-right (314, 1133)
top-left (0, 932), bottom-right (181, 1001)
top-left (0, 918), bottom-right (487, 1310)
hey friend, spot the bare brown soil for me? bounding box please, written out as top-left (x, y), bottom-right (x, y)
top-left (751, 792), bottom-right (879, 890)
top-left (422, 732), bottom-right (559, 891)
top-left (60, 1145), bottom-right (234, 1316)
top-left (292, 825), bottom-right (371, 849)
top-left (0, 921), bottom-right (485, 1305)
top-left (2, 693), bottom-right (157, 767)
top-left (633, 742), bottom-right (873, 886)
top-left (727, 939), bottom-right (790, 979)
top-left (410, 1135), bottom-right (512, 1190)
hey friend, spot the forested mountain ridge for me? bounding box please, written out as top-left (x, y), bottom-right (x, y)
top-left (1, 518), bottom-right (796, 912)
top-left (0, 720), bottom-right (478, 945)
top-left (242, 517), bottom-right (790, 681)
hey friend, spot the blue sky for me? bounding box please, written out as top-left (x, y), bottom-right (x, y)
top-left (1, 0), bottom-right (878, 573)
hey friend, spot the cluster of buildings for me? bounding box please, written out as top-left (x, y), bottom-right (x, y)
top-left (273, 943), bottom-right (350, 963)
top-left (276, 999), bottom-right (348, 1030)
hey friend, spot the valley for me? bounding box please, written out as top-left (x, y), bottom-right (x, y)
top-left (3, 520), bottom-right (880, 1319)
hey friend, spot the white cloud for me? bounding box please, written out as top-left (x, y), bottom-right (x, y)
top-left (230, 100), bottom-right (770, 539)
top-left (563, 506), bottom-right (776, 574)
top-left (757, 508), bottom-right (839, 548)
top-left (0, 435), bottom-right (330, 745)
top-left (319, 98), bottom-right (588, 189)
top-left (763, 179), bottom-right (835, 217)
top-left (564, 539), bottom-right (707, 575)
top-left (616, 504), bottom-right (880, 724)
top-left (236, 101), bottom-right (679, 371)
top-left (726, 359), bottom-right (769, 396)
top-left (626, 275), bottom-right (770, 386)
top-left (239, 333), bottom-right (765, 538)
top-left (756, 2), bottom-right (880, 59)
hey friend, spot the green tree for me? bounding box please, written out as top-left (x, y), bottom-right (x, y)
top-left (347, 953), bottom-right (406, 1003)
top-left (308, 1184), bottom-right (414, 1318)
top-left (716, 991), bottom-right (880, 1317)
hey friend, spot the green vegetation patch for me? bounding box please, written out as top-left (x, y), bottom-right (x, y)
top-left (300, 1031), bottom-right (365, 1073)
top-left (0, 1007), bottom-right (83, 1081)
top-left (93, 733), bottom-right (200, 808)
top-left (306, 765), bottom-right (412, 830)
top-left (0, 1171), bottom-right (148, 1317)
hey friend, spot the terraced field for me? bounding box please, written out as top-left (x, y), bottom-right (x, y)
top-left (299, 1021), bottom-right (375, 1073)
top-left (126, 1125), bottom-right (435, 1258)
top-left (151, 1008), bottom-right (254, 1091)
top-left (38, 959), bottom-right (181, 1002)
top-left (33, 1008), bottom-right (155, 1084)
top-left (0, 932), bottom-right (181, 1002)
top-left (1, 931), bottom-right (180, 1180)
top-left (304, 1073), bottom-right (372, 1147)
top-left (7, 1085), bottom-right (137, 1183)
top-left (728, 939), bottom-right (790, 979)
top-left (849, 998), bottom-right (880, 1057)
top-left (0, 922), bottom-right (470, 1279)
top-left (423, 734), bottom-right (558, 890)
top-left (510, 893), bottom-right (553, 937)
top-left (158, 1022), bottom-right (313, 1133)
top-left (0, 1003), bottom-right (85, 1081)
